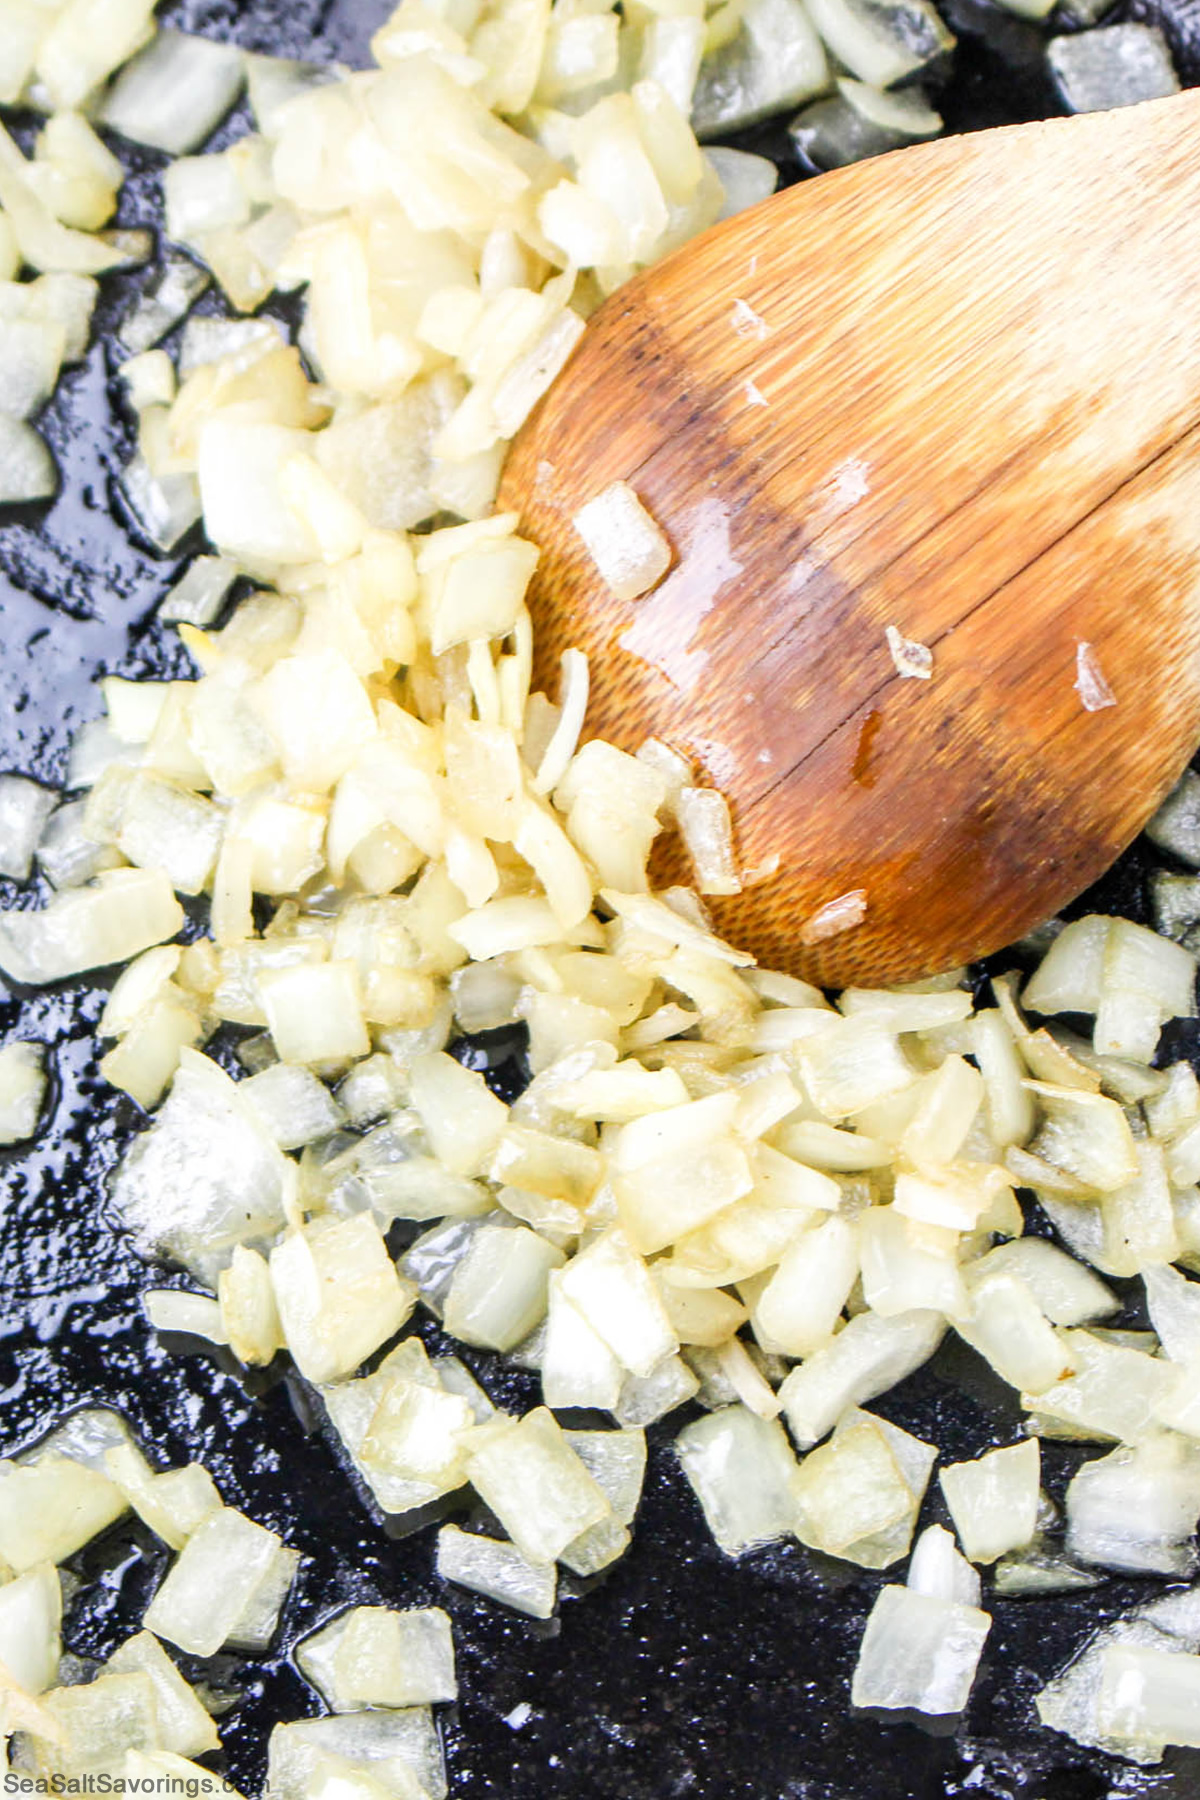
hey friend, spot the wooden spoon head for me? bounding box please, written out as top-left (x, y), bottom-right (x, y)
top-left (501, 92), bottom-right (1200, 986)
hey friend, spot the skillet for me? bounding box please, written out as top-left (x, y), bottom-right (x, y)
top-left (3, 4), bottom-right (1200, 1794)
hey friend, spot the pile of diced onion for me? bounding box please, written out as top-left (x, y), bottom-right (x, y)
top-left (5, 0), bottom-right (1200, 1782)
top-left (0, 1405), bottom-right (458, 1799)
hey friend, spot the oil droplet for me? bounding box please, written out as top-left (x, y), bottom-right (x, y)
top-left (618, 497), bottom-right (743, 695)
top-left (852, 709), bottom-right (882, 788)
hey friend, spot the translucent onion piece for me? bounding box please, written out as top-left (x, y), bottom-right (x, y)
top-left (1065, 1432), bottom-right (1200, 1577)
top-left (571, 480), bottom-right (672, 602)
top-left (119, 254), bottom-right (210, 357)
top-left (691, 0), bottom-right (829, 138)
top-left (798, 887), bottom-right (868, 946)
top-left (0, 1040), bottom-right (47, 1145)
top-left (36, 1671), bottom-right (161, 1775)
top-left (106, 1630), bottom-right (221, 1758)
top-left (301, 1606), bottom-right (457, 1710)
top-left (0, 1563), bottom-right (62, 1695)
top-left (779, 1308), bottom-right (944, 1448)
top-left (111, 1048), bottom-right (292, 1280)
top-left (144, 1504), bottom-right (299, 1657)
top-left (907, 1524), bottom-right (981, 1607)
top-left (1147, 769), bottom-right (1200, 867)
top-left (104, 1444), bottom-right (222, 1551)
top-left (0, 413), bottom-right (57, 503)
top-left (463, 1408), bottom-right (613, 1564)
top-left (675, 1404), bottom-right (800, 1555)
top-left (793, 1408), bottom-right (934, 1568)
top-left (270, 1215), bottom-right (416, 1384)
top-left (884, 623), bottom-right (933, 679)
top-left (851, 1585), bottom-right (990, 1716)
top-left (939, 1439), bottom-right (1040, 1565)
top-left (158, 553), bottom-right (238, 627)
top-left (266, 1708), bottom-right (446, 1800)
top-left (0, 1451), bottom-right (126, 1572)
top-left (1048, 22), bottom-right (1178, 114)
top-left (100, 30), bottom-right (246, 155)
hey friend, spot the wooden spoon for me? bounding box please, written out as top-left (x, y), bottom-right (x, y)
top-left (499, 90), bottom-right (1200, 988)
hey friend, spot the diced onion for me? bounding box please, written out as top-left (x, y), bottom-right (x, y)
top-left (436, 1523), bottom-right (556, 1619)
top-left (572, 480), bottom-right (672, 601)
top-left (851, 1585), bottom-right (991, 1715)
top-left (0, 413), bottom-right (57, 503)
top-left (100, 30), bottom-right (245, 156)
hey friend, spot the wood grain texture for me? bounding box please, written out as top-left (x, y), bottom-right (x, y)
top-left (500, 90), bottom-right (1200, 986)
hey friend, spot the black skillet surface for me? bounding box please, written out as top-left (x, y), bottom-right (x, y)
top-left (5, 5), bottom-right (1200, 1797)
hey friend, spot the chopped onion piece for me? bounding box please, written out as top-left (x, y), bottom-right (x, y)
top-left (112, 1048), bottom-right (291, 1281)
top-left (1027, 1329), bottom-right (1175, 1443)
top-left (145, 1288), bottom-right (228, 1343)
top-left (790, 77), bottom-right (942, 171)
top-left (1097, 1642), bottom-right (1200, 1753)
top-left (298, 1606), bottom-right (456, 1710)
top-left (558, 1228), bottom-right (677, 1375)
top-left (268, 1713), bottom-right (444, 1800)
top-left (104, 1444), bottom-right (222, 1551)
top-left (1066, 1432), bottom-right (1200, 1576)
top-left (993, 1548), bottom-right (1101, 1597)
top-left (968, 1238), bottom-right (1117, 1327)
top-left (907, 1524), bottom-right (981, 1607)
top-left (884, 623), bottom-right (933, 679)
top-left (0, 312), bottom-right (64, 419)
top-left (0, 122), bottom-right (132, 275)
top-left (533, 649), bottom-right (589, 796)
top-left (572, 480), bottom-right (672, 602)
top-left (1048, 22), bottom-right (1178, 114)
top-left (614, 1351), bottom-right (702, 1427)
top-left (119, 254), bottom-right (210, 357)
top-left (270, 1215), bottom-right (416, 1384)
top-left (144, 1504), bottom-right (300, 1656)
top-left (851, 1585), bottom-right (990, 1716)
top-left (692, 0), bottom-right (829, 138)
top-left (218, 1245), bottom-right (283, 1367)
top-left (106, 1630), bottom-right (220, 1758)
top-left (0, 413), bottom-right (57, 504)
top-left (957, 1269), bottom-right (1071, 1395)
top-left (939, 1439), bottom-right (1040, 1564)
top-left (707, 146), bottom-right (777, 218)
top-left (1148, 769), bottom-right (1200, 866)
top-left (1143, 1262), bottom-right (1200, 1364)
top-left (1074, 639), bottom-right (1116, 710)
top-left (0, 867), bottom-right (184, 985)
top-left (408, 1050), bottom-right (509, 1178)
top-left (779, 1308), bottom-right (944, 1448)
top-left (803, 0), bottom-right (953, 88)
top-left (240, 1062), bottom-right (343, 1150)
top-left (36, 1671), bottom-right (161, 1774)
top-left (798, 887), bottom-right (868, 946)
top-left (158, 554), bottom-right (238, 628)
top-left (120, 452), bottom-right (202, 554)
top-left (436, 1523), bottom-right (556, 1619)
top-left (676, 786), bottom-right (741, 896)
top-left (0, 1040), bottom-right (47, 1145)
top-left (104, 769), bottom-right (224, 896)
top-left (245, 51), bottom-right (336, 135)
top-left (754, 1215), bottom-right (859, 1357)
top-left (793, 1408), bottom-right (934, 1568)
top-left (463, 1408), bottom-right (612, 1564)
top-left (675, 1404), bottom-right (799, 1555)
top-left (0, 1564), bottom-right (62, 1695)
top-left (0, 1450), bottom-right (126, 1572)
top-left (444, 1222), bottom-right (564, 1353)
top-left (100, 30), bottom-right (245, 155)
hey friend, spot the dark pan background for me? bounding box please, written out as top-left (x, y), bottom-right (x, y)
top-left (4, 4), bottom-right (1200, 1796)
